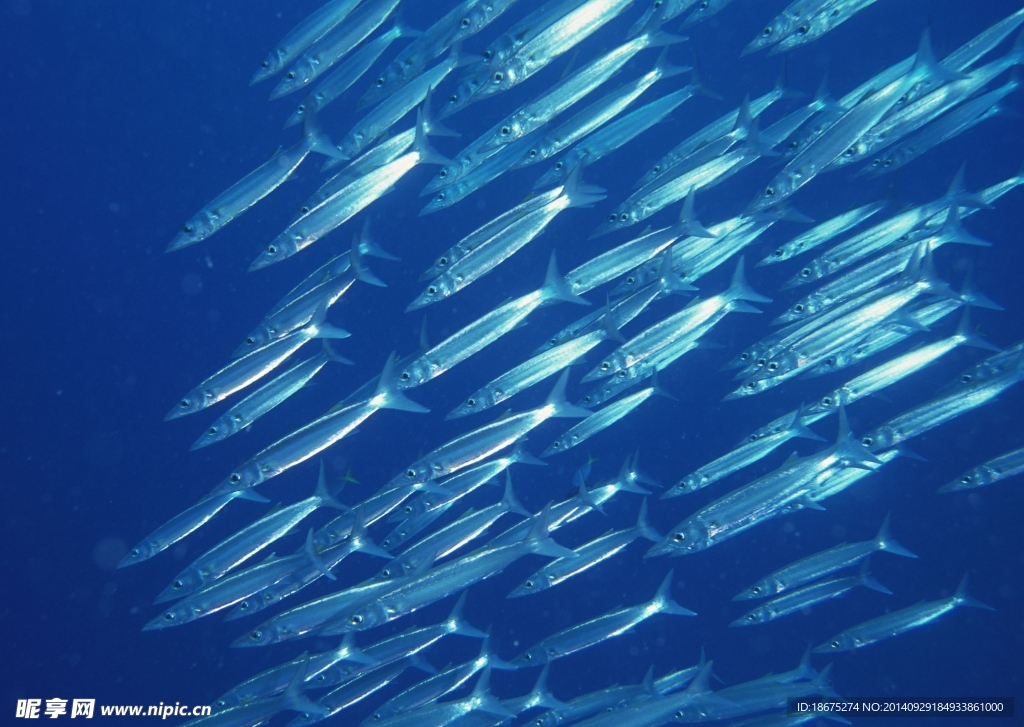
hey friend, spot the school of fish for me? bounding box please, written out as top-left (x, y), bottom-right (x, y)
top-left (129, 0), bottom-right (1024, 724)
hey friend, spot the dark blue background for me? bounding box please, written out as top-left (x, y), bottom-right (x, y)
top-left (1, 0), bottom-right (1021, 724)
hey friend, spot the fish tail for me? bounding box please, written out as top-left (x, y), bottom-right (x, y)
top-left (527, 664), bottom-right (566, 711)
top-left (412, 107), bottom-right (451, 166)
top-left (652, 569), bottom-right (697, 616)
top-left (958, 262), bottom-right (1004, 311)
top-left (349, 233), bottom-right (387, 288)
top-left (809, 663), bottom-right (841, 700)
top-left (471, 666), bottom-right (515, 719)
top-left (301, 102), bottom-right (346, 162)
top-left (953, 307), bottom-right (1001, 353)
top-left (373, 352), bottom-right (430, 413)
top-left (500, 470), bottom-right (532, 518)
top-left (953, 573), bottom-right (995, 611)
top-left (544, 369), bottom-right (592, 419)
top-left (313, 461), bottom-right (348, 513)
top-left (910, 28), bottom-right (969, 85)
top-left (525, 502), bottom-right (576, 558)
top-left (338, 632), bottom-right (377, 666)
top-left (447, 591), bottom-right (489, 638)
top-left (726, 256), bottom-right (773, 304)
top-left (560, 161), bottom-right (606, 208)
top-left (350, 506), bottom-right (392, 560)
top-left (875, 513), bottom-right (918, 558)
top-left (857, 559), bottom-right (893, 595)
top-left (635, 498), bottom-right (663, 543)
top-left (509, 442), bottom-right (547, 467)
top-left (540, 251), bottom-right (591, 307)
top-left (676, 186), bottom-right (715, 239)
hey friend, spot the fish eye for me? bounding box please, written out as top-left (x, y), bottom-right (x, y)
top-left (821, 396), bottom-right (833, 406)
top-left (375, 77), bottom-right (385, 87)
top-left (619, 213), bottom-right (628, 222)
top-left (552, 442), bottom-right (561, 449)
top-left (162, 611), bottom-right (175, 622)
top-left (438, 256), bottom-right (449, 265)
top-left (524, 580), bottom-right (534, 589)
top-left (406, 468), bottom-right (417, 478)
top-left (752, 586), bottom-right (761, 593)
top-left (764, 186), bottom-right (775, 197)
top-left (436, 192), bottom-right (446, 201)
top-left (467, 398), bottom-right (476, 406)
top-left (350, 614), bottom-right (363, 625)
top-left (173, 580), bottom-right (184, 589)
top-left (493, 71), bottom-right (503, 82)
top-left (756, 357), bottom-right (766, 366)
top-left (746, 614), bottom-right (756, 621)
top-left (773, 249), bottom-right (783, 257)
top-left (767, 361), bottom-right (779, 371)
top-left (554, 161), bottom-right (564, 170)
top-left (626, 276), bottom-right (635, 284)
top-left (230, 473), bottom-right (241, 484)
top-left (260, 60), bottom-right (269, 68)
top-left (427, 286), bottom-right (437, 295)
top-left (207, 427), bottom-right (218, 435)
top-left (178, 399), bottom-right (190, 409)
top-left (830, 640), bottom-right (840, 649)
top-left (672, 532), bottom-right (685, 542)
top-left (794, 304), bottom-right (804, 312)
top-left (129, 548), bottom-right (140, 557)
top-left (438, 169), bottom-right (448, 179)
top-left (461, 17), bottom-right (470, 27)
top-left (182, 224), bottom-right (194, 234)
top-left (961, 475), bottom-right (972, 484)
top-left (600, 362), bottom-right (610, 370)
top-left (824, 357), bottom-right (836, 366)
top-left (797, 24), bottom-right (808, 34)
top-left (740, 352), bottom-right (750, 360)
top-left (249, 630), bottom-right (263, 641)
top-left (287, 71), bottom-right (296, 79)
top-left (522, 653), bottom-right (532, 661)
top-left (400, 372), bottom-right (410, 381)
top-left (700, 0), bottom-right (708, 6)
top-left (482, 49), bottom-right (493, 59)
top-left (960, 374), bottom-right (972, 383)
top-left (267, 244), bottom-right (278, 255)
top-left (861, 436), bottom-right (873, 446)
top-left (528, 148), bottom-right (537, 157)
top-left (800, 267), bottom-right (811, 277)
top-left (245, 336), bottom-right (256, 344)
top-left (608, 213), bottom-right (617, 222)
top-left (500, 126), bottom-right (511, 136)
top-left (763, 27), bottom-right (772, 36)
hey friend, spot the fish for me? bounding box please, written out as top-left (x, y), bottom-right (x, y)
top-left (269, 0), bottom-right (403, 100)
top-left (940, 444), bottom-right (1024, 493)
top-left (730, 560), bottom-right (892, 627)
top-left (154, 463), bottom-right (345, 604)
top-left (507, 570), bottom-right (694, 667)
top-left (207, 354), bottom-right (427, 497)
top-left (166, 111), bottom-right (342, 252)
top-left (164, 299), bottom-right (351, 421)
top-left (813, 574), bottom-right (994, 653)
top-left (733, 512), bottom-right (916, 600)
top-left (250, 0), bottom-right (364, 85)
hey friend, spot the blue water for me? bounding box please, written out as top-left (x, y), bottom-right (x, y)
top-left (2, 0), bottom-right (1021, 724)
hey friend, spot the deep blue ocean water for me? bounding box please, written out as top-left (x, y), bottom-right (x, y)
top-left (2, 0), bottom-right (1022, 724)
